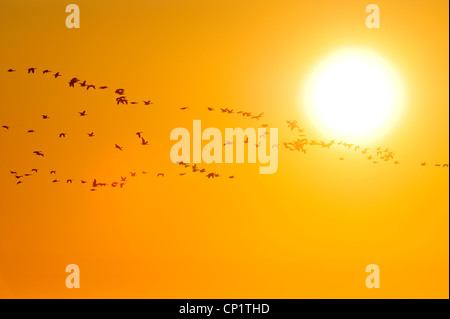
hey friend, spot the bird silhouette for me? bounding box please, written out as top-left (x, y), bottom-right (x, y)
top-left (33, 151), bottom-right (44, 157)
top-left (69, 78), bottom-right (79, 87)
top-left (2, 125), bottom-right (9, 129)
top-left (157, 173), bottom-right (165, 177)
top-left (141, 138), bottom-right (149, 146)
top-left (251, 112), bottom-right (263, 120)
top-left (78, 110), bottom-right (87, 116)
top-left (59, 133), bottom-right (66, 138)
top-left (283, 142), bottom-right (293, 150)
top-left (28, 68), bottom-right (37, 74)
top-left (177, 161), bottom-right (188, 166)
top-left (143, 100), bottom-right (153, 105)
top-left (116, 96), bottom-right (128, 105)
top-left (207, 107), bottom-right (214, 111)
top-left (43, 70), bottom-right (51, 74)
top-left (41, 115), bottom-right (50, 119)
top-left (99, 86), bottom-right (108, 89)
top-left (115, 89), bottom-right (125, 95)
top-left (7, 69), bottom-right (15, 72)
top-left (136, 132), bottom-right (143, 138)
top-left (88, 132), bottom-right (95, 137)
top-left (180, 107), bottom-right (188, 110)
top-left (86, 85), bottom-right (96, 90)
top-left (286, 120), bottom-right (299, 131)
top-left (54, 72), bottom-right (61, 78)
top-left (31, 169), bottom-right (38, 173)
top-left (27, 130), bottom-right (35, 133)
top-left (115, 144), bottom-right (123, 151)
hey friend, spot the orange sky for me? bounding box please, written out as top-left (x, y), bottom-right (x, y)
top-left (0, 0), bottom-right (448, 298)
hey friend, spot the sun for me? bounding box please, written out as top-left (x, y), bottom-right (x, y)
top-left (302, 48), bottom-right (404, 142)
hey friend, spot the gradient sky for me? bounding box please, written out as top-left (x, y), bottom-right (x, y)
top-left (0, 0), bottom-right (448, 298)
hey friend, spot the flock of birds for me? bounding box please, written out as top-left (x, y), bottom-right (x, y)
top-left (205, 107), bottom-right (265, 121)
top-left (2, 67), bottom-right (448, 191)
top-left (283, 120), bottom-right (449, 167)
top-left (8, 67), bottom-right (155, 107)
top-left (2, 113), bottom-right (151, 149)
top-left (3, 67), bottom-right (241, 190)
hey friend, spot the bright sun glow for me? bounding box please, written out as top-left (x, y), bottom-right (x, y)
top-left (303, 48), bottom-right (404, 142)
